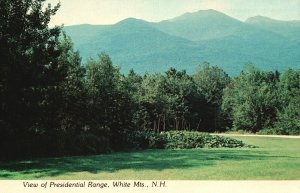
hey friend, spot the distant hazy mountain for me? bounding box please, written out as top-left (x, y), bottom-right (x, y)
top-left (64, 10), bottom-right (300, 76)
top-left (65, 18), bottom-right (203, 73)
top-left (154, 9), bottom-right (248, 41)
top-left (246, 16), bottom-right (300, 42)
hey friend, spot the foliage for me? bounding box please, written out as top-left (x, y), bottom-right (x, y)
top-left (126, 130), bottom-right (166, 149)
top-left (85, 53), bottom-right (134, 150)
top-left (0, 0), bottom-right (67, 158)
top-left (72, 132), bottom-right (110, 155)
top-left (222, 65), bottom-right (280, 132)
top-left (127, 131), bottom-right (251, 150)
top-left (274, 69), bottom-right (300, 134)
top-left (130, 65), bottom-right (229, 133)
top-left (193, 63), bottom-right (231, 131)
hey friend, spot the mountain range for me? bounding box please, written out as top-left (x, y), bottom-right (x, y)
top-left (64, 9), bottom-right (300, 76)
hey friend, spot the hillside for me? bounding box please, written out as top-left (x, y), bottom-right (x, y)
top-left (64, 10), bottom-right (300, 76)
top-left (246, 16), bottom-right (300, 42)
top-left (154, 9), bottom-right (247, 41)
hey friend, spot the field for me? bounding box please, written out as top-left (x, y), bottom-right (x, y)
top-left (0, 136), bottom-right (299, 180)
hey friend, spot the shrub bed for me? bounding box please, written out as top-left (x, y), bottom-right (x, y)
top-left (127, 131), bottom-right (255, 150)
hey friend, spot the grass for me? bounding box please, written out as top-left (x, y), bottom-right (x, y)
top-left (0, 136), bottom-right (299, 180)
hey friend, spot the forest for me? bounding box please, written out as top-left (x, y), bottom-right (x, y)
top-left (0, 0), bottom-right (299, 159)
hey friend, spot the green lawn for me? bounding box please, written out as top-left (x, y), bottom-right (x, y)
top-left (0, 136), bottom-right (299, 180)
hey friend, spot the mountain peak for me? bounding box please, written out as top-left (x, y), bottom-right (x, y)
top-left (117, 17), bottom-right (147, 25)
top-left (186, 9), bottom-right (225, 15)
top-left (169, 9), bottom-right (240, 24)
top-left (154, 9), bottom-right (244, 41)
top-left (195, 9), bottom-right (225, 14)
top-left (115, 17), bottom-right (152, 29)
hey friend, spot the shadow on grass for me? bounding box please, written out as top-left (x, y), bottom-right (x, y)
top-left (0, 148), bottom-right (292, 179)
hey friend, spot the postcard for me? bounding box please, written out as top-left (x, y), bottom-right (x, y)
top-left (0, 0), bottom-right (299, 192)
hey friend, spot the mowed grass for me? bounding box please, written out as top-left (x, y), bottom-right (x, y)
top-left (0, 136), bottom-right (299, 180)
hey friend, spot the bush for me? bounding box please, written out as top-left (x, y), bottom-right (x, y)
top-left (257, 127), bottom-right (300, 135)
top-left (164, 131), bottom-right (206, 149)
top-left (126, 130), bottom-right (166, 149)
top-left (257, 128), bottom-right (281, 135)
top-left (73, 132), bottom-right (110, 155)
top-left (203, 135), bottom-right (247, 148)
top-left (127, 130), bottom-right (253, 150)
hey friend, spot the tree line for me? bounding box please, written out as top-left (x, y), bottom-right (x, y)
top-left (1, 0), bottom-right (299, 159)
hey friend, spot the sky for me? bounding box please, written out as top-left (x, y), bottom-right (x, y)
top-left (47, 0), bottom-right (300, 26)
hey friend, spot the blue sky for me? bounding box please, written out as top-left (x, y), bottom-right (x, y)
top-left (48, 0), bottom-right (300, 26)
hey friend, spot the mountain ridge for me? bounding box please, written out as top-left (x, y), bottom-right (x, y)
top-left (64, 9), bottom-right (300, 76)
top-left (246, 15), bottom-right (300, 24)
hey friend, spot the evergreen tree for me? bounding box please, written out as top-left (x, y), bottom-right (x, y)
top-left (0, 0), bottom-right (63, 158)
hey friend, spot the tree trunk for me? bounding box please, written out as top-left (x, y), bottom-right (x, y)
top-left (143, 116), bottom-right (146, 130)
top-left (158, 117), bottom-right (161, 133)
top-left (163, 115), bottom-right (166, 131)
top-left (196, 119), bottom-right (201, 131)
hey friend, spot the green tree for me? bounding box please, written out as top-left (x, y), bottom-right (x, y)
top-left (193, 63), bottom-right (231, 131)
top-left (49, 34), bottom-right (87, 155)
top-left (222, 65), bottom-right (280, 132)
top-left (135, 73), bottom-right (166, 131)
top-left (163, 68), bottom-right (198, 131)
top-left (275, 69), bottom-right (300, 134)
top-left (135, 68), bottom-right (202, 132)
top-left (85, 53), bottom-right (133, 151)
top-left (0, 0), bottom-right (64, 158)
top-left (0, 0), bottom-right (90, 158)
